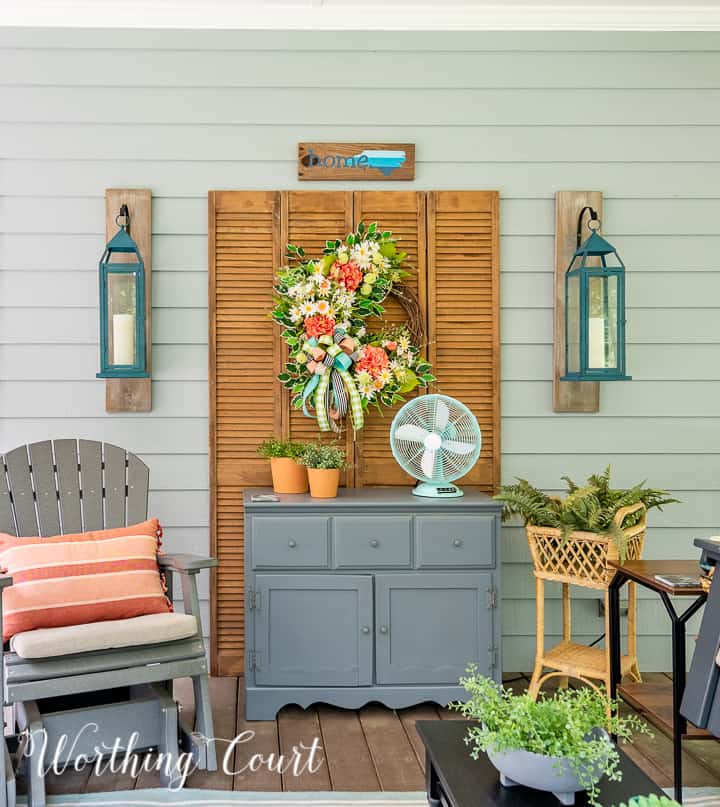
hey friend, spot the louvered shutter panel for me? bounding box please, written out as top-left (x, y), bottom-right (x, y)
top-left (210, 189), bottom-right (500, 675)
top-left (427, 191), bottom-right (500, 492)
top-left (209, 191), bottom-right (281, 676)
top-left (353, 191), bottom-right (427, 486)
top-left (284, 192), bottom-right (356, 480)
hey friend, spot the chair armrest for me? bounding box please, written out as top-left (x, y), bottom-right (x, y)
top-left (158, 554), bottom-right (218, 574)
top-left (0, 576), bottom-right (12, 590)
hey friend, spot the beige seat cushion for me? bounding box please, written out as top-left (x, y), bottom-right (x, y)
top-left (10, 613), bottom-right (198, 660)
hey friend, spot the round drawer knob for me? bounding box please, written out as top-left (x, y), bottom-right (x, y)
top-left (361, 626), bottom-right (371, 635)
top-left (379, 625), bottom-right (388, 634)
top-left (288, 539), bottom-right (297, 548)
top-left (370, 538), bottom-right (379, 548)
top-left (453, 538), bottom-right (463, 548)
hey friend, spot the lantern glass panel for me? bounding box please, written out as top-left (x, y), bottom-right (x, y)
top-left (107, 271), bottom-right (138, 367)
top-left (587, 274), bottom-right (619, 370)
top-left (566, 272), bottom-right (581, 374)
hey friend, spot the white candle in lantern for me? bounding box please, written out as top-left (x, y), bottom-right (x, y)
top-left (588, 317), bottom-right (606, 368)
top-left (112, 313), bottom-right (135, 365)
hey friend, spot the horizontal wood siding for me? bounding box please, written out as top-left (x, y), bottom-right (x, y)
top-left (2, 28), bottom-right (719, 671)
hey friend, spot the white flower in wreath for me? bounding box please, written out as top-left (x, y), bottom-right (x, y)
top-left (338, 321), bottom-right (351, 332)
top-left (300, 300), bottom-right (316, 317)
top-left (360, 386), bottom-right (375, 401)
top-left (287, 284), bottom-right (303, 299)
top-left (369, 240), bottom-right (381, 254)
top-left (334, 291), bottom-right (354, 309)
top-left (356, 325), bottom-right (366, 338)
top-left (351, 241), bottom-right (373, 270)
top-left (316, 277), bottom-right (332, 297)
top-left (289, 305), bottom-right (303, 323)
top-left (378, 368), bottom-right (393, 386)
top-left (397, 333), bottom-right (411, 354)
top-left (315, 300), bottom-right (333, 317)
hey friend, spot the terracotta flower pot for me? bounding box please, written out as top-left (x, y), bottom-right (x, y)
top-left (307, 468), bottom-right (340, 499)
top-left (270, 457), bottom-right (308, 494)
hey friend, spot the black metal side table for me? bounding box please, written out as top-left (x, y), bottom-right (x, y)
top-left (608, 560), bottom-right (708, 804)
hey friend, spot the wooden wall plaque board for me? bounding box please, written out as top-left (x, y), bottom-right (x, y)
top-left (208, 190), bottom-right (499, 676)
top-left (298, 143), bottom-right (415, 181)
top-left (104, 188), bottom-right (152, 413)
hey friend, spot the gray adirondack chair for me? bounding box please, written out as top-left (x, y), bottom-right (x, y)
top-left (0, 439), bottom-right (217, 807)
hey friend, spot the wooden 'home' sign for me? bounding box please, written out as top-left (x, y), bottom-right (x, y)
top-left (298, 142), bottom-right (415, 181)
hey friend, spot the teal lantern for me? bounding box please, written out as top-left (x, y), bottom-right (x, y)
top-left (562, 207), bottom-right (631, 382)
top-left (96, 205), bottom-right (149, 378)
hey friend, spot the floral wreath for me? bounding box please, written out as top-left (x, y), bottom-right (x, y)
top-left (271, 221), bottom-right (435, 435)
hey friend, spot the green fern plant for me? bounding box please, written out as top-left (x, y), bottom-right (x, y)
top-left (616, 796), bottom-right (680, 807)
top-left (495, 467), bottom-right (678, 560)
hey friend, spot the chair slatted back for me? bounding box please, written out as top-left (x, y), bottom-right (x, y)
top-left (0, 440), bottom-right (149, 537)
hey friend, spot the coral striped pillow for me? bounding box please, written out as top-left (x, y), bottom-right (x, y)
top-left (0, 518), bottom-right (171, 642)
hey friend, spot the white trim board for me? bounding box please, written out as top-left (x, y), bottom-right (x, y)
top-left (2, 1), bottom-right (720, 31)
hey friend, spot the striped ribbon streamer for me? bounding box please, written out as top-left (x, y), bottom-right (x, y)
top-left (314, 343), bottom-right (364, 433)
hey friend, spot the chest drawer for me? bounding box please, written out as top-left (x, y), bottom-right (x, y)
top-left (251, 516), bottom-right (330, 569)
top-left (415, 515), bottom-right (494, 568)
top-left (333, 516), bottom-right (412, 568)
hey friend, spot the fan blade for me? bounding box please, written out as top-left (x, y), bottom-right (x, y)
top-left (395, 423), bottom-right (430, 443)
top-left (434, 398), bottom-right (450, 432)
top-left (421, 448), bottom-right (438, 479)
top-left (441, 439), bottom-right (475, 455)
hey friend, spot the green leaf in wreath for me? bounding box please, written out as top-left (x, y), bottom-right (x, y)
top-left (379, 241), bottom-right (396, 258)
top-left (398, 369), bottom-right (419, 394)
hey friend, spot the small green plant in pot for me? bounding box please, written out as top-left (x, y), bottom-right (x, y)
top-left (452, 667), bottom-right (650, 806)
top-left (257, 438), bottom-right (308, 494)
top-left (300, 440), bottom-right (350, 499)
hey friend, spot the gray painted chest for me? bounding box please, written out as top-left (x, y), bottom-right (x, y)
top-left (244, 487), bottom-right (503, 720)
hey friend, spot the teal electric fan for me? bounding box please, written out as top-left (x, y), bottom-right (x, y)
top-left (390, 394), bottom-right (482, 498)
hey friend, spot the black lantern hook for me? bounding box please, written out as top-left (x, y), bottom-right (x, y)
top-left (115, 204), bottom-right (131, 232)
top-left (576, 206), bottom-right (600, 248)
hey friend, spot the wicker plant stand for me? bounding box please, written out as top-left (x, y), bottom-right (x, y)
top-left (526, 502), bottom-right (647, 699)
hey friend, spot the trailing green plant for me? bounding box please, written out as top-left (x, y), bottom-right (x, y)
top-left (256, 438), bottom-right (306, 461)
top-left (616, 797), bottom-right (680, 807)
top-left (299, 440), bottom-right (350, 471)
top-left (452, 667), bottom-right (651, 807)
top-left (494, 466), bottom-right (678, 560)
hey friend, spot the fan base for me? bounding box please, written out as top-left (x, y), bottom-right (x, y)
top-left (412, 482), bottom-right (464, 498)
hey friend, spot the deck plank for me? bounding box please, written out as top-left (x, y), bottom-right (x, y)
top-left (233, 681), bottom-right (282, 791)
top-left (359, 704), bottom-right (425, 791)
top-left (317, 705), bottom-right (381, 791)
top-left (397, 704), bottom-right (441, 772)
top-left (277, 705), bottom-right (331, 791)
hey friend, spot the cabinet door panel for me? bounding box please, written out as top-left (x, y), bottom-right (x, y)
top-left (375, 572), bottom-right (493, 685)
top-left (254, 574), bottom-right (373, 686)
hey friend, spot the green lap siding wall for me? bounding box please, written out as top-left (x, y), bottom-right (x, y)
top-left (1, 28), bottom-right (719, 669)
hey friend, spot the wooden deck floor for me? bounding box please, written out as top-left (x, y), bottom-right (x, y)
top-left (39, 673), bottom-right (720, 796)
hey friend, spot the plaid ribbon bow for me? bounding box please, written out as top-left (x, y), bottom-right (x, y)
top-left (301, 329), bottom-right (364, 434)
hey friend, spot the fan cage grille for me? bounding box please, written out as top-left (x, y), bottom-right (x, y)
top-left (390, 394), bottom-right (482, 483)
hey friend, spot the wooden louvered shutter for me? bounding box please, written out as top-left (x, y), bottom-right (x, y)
top-left (427, 191), bottom-right (500, 492)
top-left (353, 191), bottom-right (427, 486)
top-left (209, 191), bottom-right (281, 676)
top-left (283, 192), bottom-right (356, 481)
top-left (210, 189), bottom-right (500, 675)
